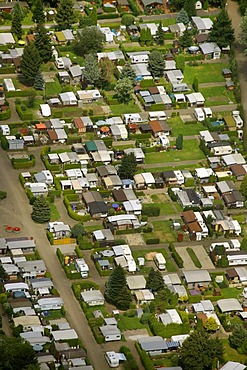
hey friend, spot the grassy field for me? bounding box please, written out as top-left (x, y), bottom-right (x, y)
top-left (184, 62), bottom-right (228, 84)
top-left (221, 339), bottom-right (247, 363)
top-left (110, 101), bottom-right (141, 115)
top-left (150, 194), bottom-right (177, 216)
top-left (144, 220), bottom-right (177, 244)
top-left (84, 224), bottom-right (103, 233)
top-left (200, 86), bottom-right (236, 107)
top-left (45, 77), bottom-right (63, 96)
top-left (131, 247), bottom-right (177, 272)
top-left (49, 204), bottom-right (60, 221)
top-left (145, 139), bottom-right (205, 164)
top-left (221, 287), bottom-right (243, 299)
top-left (140, 162), bottom-right (207, 173)
top-left (117, 316), bottom-right (147, 331)
top-left (167, 117), bottom-right (205, 136)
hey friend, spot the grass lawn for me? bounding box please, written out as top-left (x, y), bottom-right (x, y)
top-left (144, 220), bottom-right (177, 244)
top-left (42, 309), bottom-right (64, 321)
top-left (49, 204), bottom-right (60, 221)
top-left (84, 224), bottom-right (103, 233)
top-left (184, 62), bottom-right (228, 84)
top-left (110, 101), bottom-right (141, 115)
top-left (221, 287), bottom-right (243, 299)
top-left (45, 77), bottom-right (63, 96)
top-left (117, 316), bottom-right (146, 331)
top-left (151, 194), bottom-right (176, 216)
top-left (221, 339), bottom-right (247, 363)
top-left (140, 162), bottom-right (206, 173)
top-left (167, 117), bottom-right (205, 136)
top-left (200, 86), bottom-right (236, 107)
top-left (186, 247), bottom-right (202, 268)
top-left (131, 247), bottom-right (177, 273)
top-left (145, 139), bottom-right (205, 164)
top-left (58, 50), bottom-right (84, 66)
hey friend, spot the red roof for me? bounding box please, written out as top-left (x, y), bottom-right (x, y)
top-left (73, 117), bottom-right (85, 129)
top-left (36, 123), bottom-right (47, 130)
top-left (48, 130), bottom-right (58, 141)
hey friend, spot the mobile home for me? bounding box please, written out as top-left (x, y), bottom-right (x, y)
top-left (154, 253), bottom-right (166, 270)
top-left (194, 108), bottom-right (205, 122)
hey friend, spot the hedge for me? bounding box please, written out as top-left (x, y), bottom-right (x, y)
top-left (56, 248), bottom-right (81, 279)
top-left (43, 158), bottom-right (60, 172)
top-left (26, 188), bottom-right (35, 205)
top-left (102, 5), bottom-right (117, 12)
top-left (72, 281), bottom-right (99, 300)
top-left (148, 315), bottom-right (190, 338)
top-left (149, 103), bottom-right (165, 111)
top-left (97, 12), bottom-right (119, 19)
top-left (64, 195), bottom-right (91, 222)
top-left (0, 66), bottom-right (15, 74)
top-left (16, 105), bottom-right (33, 120)
top-left (135, 343), bottom-right (154, 370)
top-left (115, 228), bottom-right (142, 235)
top-left (146, 238), bottom-right (160, 244)
top-left (6, 89), bottom-right (36, 98)
top-left (11, 155), bottom-right (36, 169)
top-left (120, 346), bottom-right (139, 370)
top-left (0, 108), bottom-right (11, 121)
top-left (47, 231), bottom-right (54, 245)
top-left (169, 243), bottom-right (183, 268)
top-left (19, 173), bottom-right (26, 188)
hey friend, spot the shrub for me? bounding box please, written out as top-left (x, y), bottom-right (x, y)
top-left (146, 238), bottom-right (160, 244)
top-left (135, 343), bottom-right (154, 370)
top-left (120, 346), bottom-right (139, 370)
top-left (0, 108), bottom-right (11, 121)
top-left (11, 155), bottom-right (36, 169)
top-left (142, 204), bottom-right (160, 217)
top-left (46, 231), bottom-right (54, 245)
top-left (169, 243), bottom-right (183, 268)
top-left (1, 136), bottom-right (8, 150)
top-left (0, 191), bottom-right (6, 200)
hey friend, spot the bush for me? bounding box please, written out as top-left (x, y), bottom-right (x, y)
top-left (0, 191), bottom-right (6, 200)
top-left (0, 66), bottom-right (15, 74)
top-left (142, 204), bottom-right (160, 217)
top-left (11, 155), bottom-right (36, 169)
top-left (16, 104), bottom-right (33, 120)
top-left (169, 243), bottom-right (183, 268)
top-left (146, 238), bottom-right (160, 244)
top-left (120, 346), bottom-right (139, 370)
top-left (0, 108), bottom-right (11, 121)
top-left (135, 343), bottom-right (154, 370)
top-left (19, 173), bottom-right (26, 188)
top-left (46, 231), bottom-right (54, 245)
top-left (97, 12), bottom-right (119, 19)
top-left (140, 79), bottom-right (155, 88)
top-left (1, 136), bottom-right (8, 150)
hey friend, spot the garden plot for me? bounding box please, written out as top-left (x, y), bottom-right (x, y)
top-left (124, 329), bottom-right (150, 341)
top-left (125, 233), bottom-right (145, 246)
top-left (180, 114), bottom-right (194, 123)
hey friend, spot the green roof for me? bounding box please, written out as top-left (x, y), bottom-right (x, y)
top-left (85, 141), bottom-right (98, 152)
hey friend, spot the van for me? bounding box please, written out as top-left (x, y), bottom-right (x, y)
top-left (154, 253), bottom-right (166, 270)
top-left (0, 125), bottom-right (10, 136)
top-left (149, 111), bottom-right (167, 121)
top-left (194, 108), bottom-right (205, 122)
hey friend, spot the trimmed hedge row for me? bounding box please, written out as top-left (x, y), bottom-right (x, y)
top-left (6, 89), bottom-right (36, 98)
top-left (64, 195), bottom-right (91, 222)
top-left (169, 243), bottom-right (183, 268)
top-left (146, 238), bottom-right (160, 244)
top-left (43, 158), bottom-right (60, 172)
top-left (120, 346), bottom-right (139, 370)
top-left (16, 105), bottom-right (33, 120)
top-left (11, 155), bottom-right (36, 169)
top-left (0, 108), bottom-right (11, 121)
top-left (56, 248), bottom-right (81, 279)
top-left (135, 342), bottom-right (154, 370)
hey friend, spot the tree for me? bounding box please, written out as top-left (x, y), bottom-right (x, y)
top-left (175, 55), bottom-right (185, 72)
top-left (239, 0), bottom-right (247, 16)
top-left (146, 267), bottom-right (164, 292)
top-left (204, 317), bottom-right (218, 332)
top-left (115, 77), bottom-right (133, 104)
top-left (241, 237), bottom-right (247, 251)
top-left (180, 332), bottom-right (223, 370)
top-left (83, 53), bottom-right (100, 85)
top-left (120, 63), bottom-right (136, 86)
top-left (0, 336), bottom-right (38, 370)
top-left (229, 324), bottom-right (247, 349)
top-left (118, 152), bottom-right (137, 179)
top-left (210, 9), bottom-right (234, 48)
top-left (74, 26), bottom-right (105, 55)
top-left (31, 195), bottom-right (50, 223)
top-left (184, 0), bottom-right (196, 17)
top-left (99, 57), bottom-right (115, 90)
top-left (148, 50), bottom-right (165, 78)
top-left (32, 0), bottom-right (45, 24)
top-left (35, 23), bottom-right (52, 63)
top-left (11, 12), bottom-right (22, 40)
top-left (33, 71), bottom-right (45, 90)
top-left (139, 27), bottom-right (153, 46)
top-left (122, 14), bottom-right (135, 27)
top-left (156, 22), bottom-right (165, 45)
top-left (241, 10), bottom-right (247, 53)
top-left (71, 224), bottom-right (85, 238)
top-left (55, 0), bottom-right (77, 29)
top-left (241, 175), bottom-right (247, 200)
top-left (179, 29), bottom-right (193, 49)
top-left (79, 7), bottom-right (97, 28)
top-left (176, 134), bottom-right (183, 150)
top-left (176, 8), bottom-right (190, 25)
top-left (20, 42), bottom-right (41, 85)
top-left (105, 265), bottom-right (131, 310)
top-left (11, 2), bottom-right (26, 21)
top-left (192, 76), bottom-right (199, 92)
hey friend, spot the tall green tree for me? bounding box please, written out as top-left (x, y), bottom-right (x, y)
top-left (0, 336), bottom-right (38, 370)
top-left (32, 0), bottom-right (45, 24)
top-left (115, 77), bottom-right (133, 104)
top-left (11, 2), bottom-right (26, 21)
top-left (105, 265), bottom-right (132, 310)
top-left (71, 224), bottom-right (85, 238)
top-left (84, 53), bottom-right (100, 85)
top-left (229, 324), bottom-right (247, 349)
top-left (180, 332), bottom-right (223, 370)
top-left (33, 71), bottom-right (45, 90)
top-left (35, 24), bottom-right (52, 63)
top-left (240, 174), bottom-right (247, 200)
top-left (204, 317), bottom-right (218, 332)
top-left (99, 57), bottom-right (115, 90)
top-left (241, 10), bottom-right (247, 54)
top-left (118, 152), bottom-right (137, 179)
top-left (239, 0), bottom-right (247, 16)
top-left (176, 8), bottom-right (190, 24)
top-left (179, 29), bottom-right (193, 49)
top-left (148, 50), bottom-right (165, 78)
top-left (11, 12), bottom-right (22, 40)
top-left (146, 267), bottom-right (164, 292)
top-left (55, 0), bottom-right (77, 29)
top-left (31, 195), bottom-right (51, 223)
top-left (176, 134), bottom-right (183, 150)
top-left (122, 14), bottom-right (135, 26)
top-left (75, 26), bottom-right (105, 55)
top-left (210, 9), bottom-right (234, 48)
top-left (139, 27), bottom-right (153, 46)
top-left (120, 63), bottom-right (136, 86)
top-left (20, 42), bottom-right (41, 85)
top-left (156, 22), bottom-right (165, 45)
top-left (184, 0), bottom-right (196, 17)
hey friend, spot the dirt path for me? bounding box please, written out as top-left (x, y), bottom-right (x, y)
top-left (0, 147), bottom-right (111, 370)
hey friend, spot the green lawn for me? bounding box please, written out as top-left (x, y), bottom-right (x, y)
top-left (200, 86), bottom-right (236, 107)
top-left (84, 224), bottom-right (103, 233)
top-left (117, 316), bottom-right (147, 331)
top-left (49, 204), bottom-right (60, 221)
top-left (45, 77), bottom-right (63, 96)
top-left (184, 63), bottom-right (228, 84)
top-left (144, 220), bottom-right (177, 245)
top-left (145, 139), bottom-right (205, 164)
top-left (167, 117), bottom-right (205, 136)
top-left (131, 247), bottom-right (177, 272)
top-left (221, 287), bottom-right (243, 299)
top-left (150, 194), bottom-right (176, 216)
top-left (221, 339), bottom-right (247, 363)
top-left (58, 50), bottom-right (85, 66)
top-left (110, 101), bottom-right (141, 115)
top-left (41, 309), bottom-right (64, 321)
top-left (186, 248), bottom-right (202, 268)
top-left (140, 162), bottom-right (206, 173)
